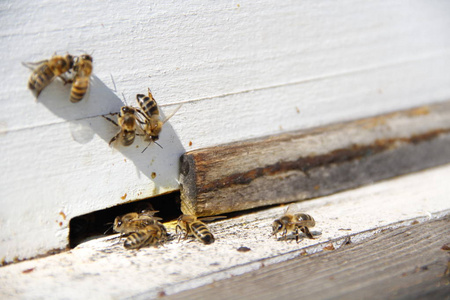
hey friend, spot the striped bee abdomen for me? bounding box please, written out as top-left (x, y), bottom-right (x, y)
top-left (191, 222), bottom-right (215, 244)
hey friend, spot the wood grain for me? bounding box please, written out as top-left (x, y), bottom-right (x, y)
top-left (180, 101), bottom-right (450, 216)
top-left (165, 216), bottom-right (450, 300)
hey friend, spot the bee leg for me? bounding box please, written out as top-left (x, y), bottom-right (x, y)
top-left (175, 225), bottom-right (183, 242)
top-left (108, 133), bottom-right (120, 146)
top-left (102, 115), bottom-right (119, 127)
top-left (135, 118), bottom-right (146, 125)
top-left (56, 73), bottom-right (73, 85)
top-left (301, 226), bottom-right (315, 239)
top-left (295, 228), bottom-right (300, 243)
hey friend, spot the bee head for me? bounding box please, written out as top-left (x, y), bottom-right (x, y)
top-left (272, 219), bottom-right (283, 235)
top-left (65, 54), bottom-right (75, 69)
top-left (113, 217), bottom-right (122, 232)
top-left (79, 54), bottom-right (93, 62)
top-left (121, 106), bottom-right (135, 115)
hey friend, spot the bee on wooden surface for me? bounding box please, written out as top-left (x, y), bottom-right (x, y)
top-left (136, 88), bottom-right (182, 153)
top-left (176, 215), bottom-right (225, 245)
top-left (69, 54), bottom-right (93, 103)
top-left (272, 205), bottom-right (316, 242)
top-left (24, 54), bottom-right (74, 98)
top-left (113, 211), bottom-right (167, 249)
top-left (124, 224), bottom-right (166, 249)
top-left (103, 106), bottom-right (145, 146)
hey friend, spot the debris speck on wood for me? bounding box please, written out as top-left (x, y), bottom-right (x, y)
top-left (158, 290), bottom-right (166, 297)
top-left (237, 246), bottom-right (251, 252)
top-left (323, 243), bottom-right (335, 251)
top-left (22, 268), bottom-right (35, 274)
top-left (441, 243), bottom-right (450, 251)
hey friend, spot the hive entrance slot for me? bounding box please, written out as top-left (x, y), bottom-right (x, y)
top-left (68, 191), bottom-right (181, 248)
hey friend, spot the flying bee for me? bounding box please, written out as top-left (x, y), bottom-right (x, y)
top-left (124, 224), bottom-right (166, 249)
top-left (272, 205), bottom-right (316, 242)
top-left (69, 54), bottom-right (93, 103)
top-left (103, 106), bottom-right (146, 146)
top-left (24, 54), bottom-right (74, 98)
top-left (176, 215), bottom-right (225, 245)
top-left (136, 88), bottom-right (182, 153)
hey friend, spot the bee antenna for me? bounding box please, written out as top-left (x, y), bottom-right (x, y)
top-left (141, 140), bottom-right (163, 153)
top-left (103, 224), bottom-right (113, 235)
top-left (110, 74), bottom-right (117, 92)
top-left (121, 93), bottom-right (128, 106)
top-left (141, 142), bottom-right (150, 153)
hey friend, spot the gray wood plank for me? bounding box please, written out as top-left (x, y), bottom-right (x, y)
top-left (164, 216), bottom-right (450, 300)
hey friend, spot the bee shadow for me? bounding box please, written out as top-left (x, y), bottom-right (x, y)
top-left (276, 230), bottom-right (322, 242)
top-left (36, 75), bottom-right (123, 122)
top-left (36, 74), bottom-right (186, 181)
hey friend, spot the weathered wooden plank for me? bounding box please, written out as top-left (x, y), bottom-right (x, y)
top-left (179, 101), bottom-right (450, 216)
top-left (164, 216), bottom-right (450, 300)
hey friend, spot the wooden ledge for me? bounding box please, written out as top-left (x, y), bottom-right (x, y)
top-left (179, 101), bottom-right (450, 216)
top-left (165, 215), bottom-right (450, 300)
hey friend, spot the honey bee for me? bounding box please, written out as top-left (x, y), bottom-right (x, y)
top-left (113, 211), bottom-right (164, 235)
top-left (124, 224), bottom-right (166, 249)
top-left (113, 211), bottom-right (167, 249)
top-left (69, 54), bottom-right (93, 103)
top-left (176, 215), bottom-right (225, 245)
top-left (272, 205), bottom-right (316, 242)
top-left (136, 88), bottom-right (182, 153)
top-left (24, 54), bottom-right (74, 98)
top-left (103, 106), bottom-right (145, 146)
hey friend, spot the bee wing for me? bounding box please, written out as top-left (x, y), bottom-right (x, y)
top-left (140, 210), bottom-right (159, 217)
top-left (81, 75), bottom-right (92, 102)
top-left (198, 216), bottom-right (227, 222)
top-left (162, 104), bottom-right (183, 125)
top-left (291, 221), bottom-right (309, 226)
top-left (134, 107), bottom-right (150, 121)
top-left (285, 204), bottom-right (298, 215)
top-left (22, 60), bottom-right (48, 70)
top-left (133, 112), bottom-right (148, 136)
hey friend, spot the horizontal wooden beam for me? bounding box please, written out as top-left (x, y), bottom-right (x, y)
top-left (179, 100), bottom-right (450, 216)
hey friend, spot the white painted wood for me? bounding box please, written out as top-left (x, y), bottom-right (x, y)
top-left (1, 1), bottom-right (450, 262)
top-left (0, 164), bottom-right (449, 299)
